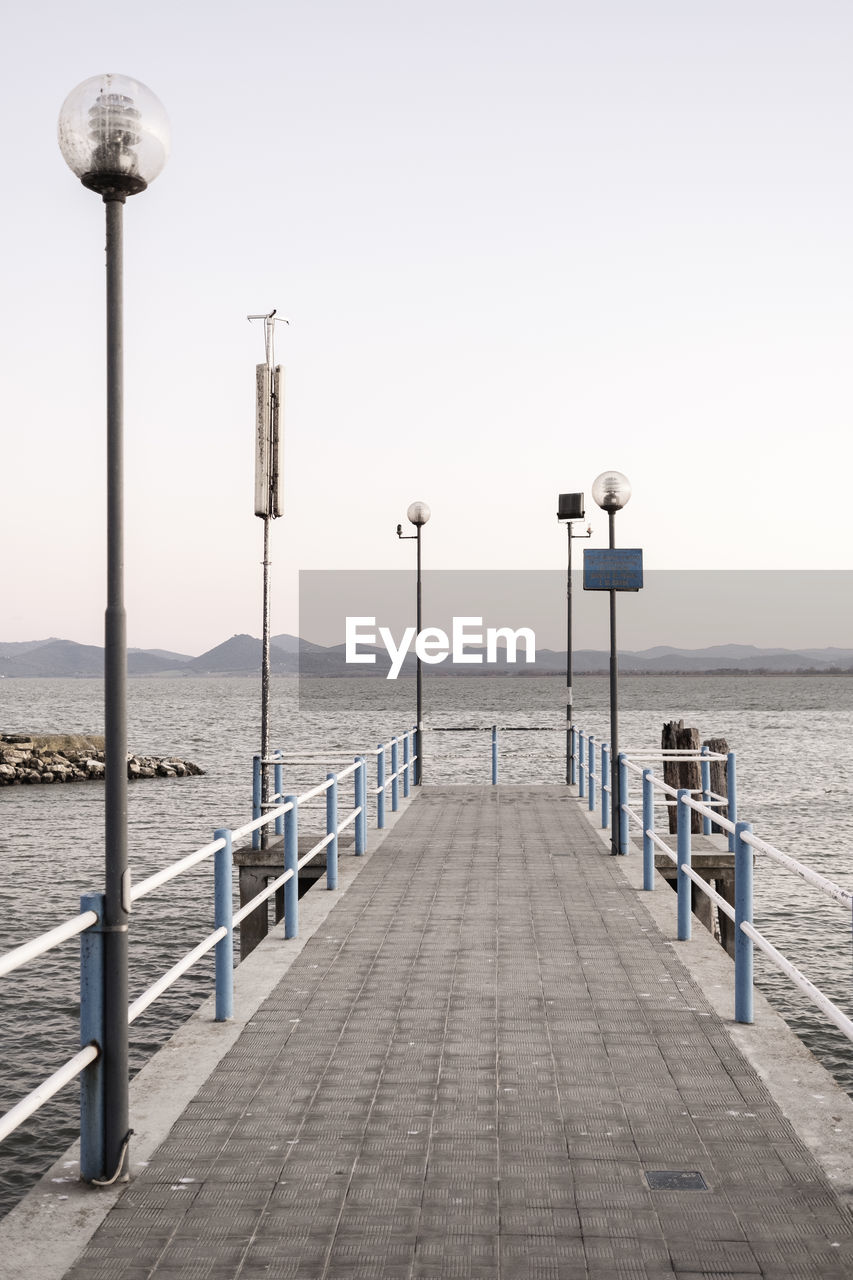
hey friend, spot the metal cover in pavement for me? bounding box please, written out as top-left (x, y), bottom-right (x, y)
top-left (645, 1170), bottom-right (708, 1190)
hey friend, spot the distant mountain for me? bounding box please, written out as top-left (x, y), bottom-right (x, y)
top-left (188, 634), bottom-right (298, 675)
top-left (130, 646), bottom-right (193, 663)
top-left (0, 638), bottom-right (64, 659)
top-left (0, 640), bottom-right (188, 678)
top-left (569, 646), bottom-right (853, 674)
top-left (1, 636), bottom-right (851, 678)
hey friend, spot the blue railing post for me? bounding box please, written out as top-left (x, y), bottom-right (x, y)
top-left (578, 730), bottom-right (586, 798)
top-left (727, 751), bottom-right (738, 852)
top-left (570, 725), bottom-right (577, 786)
top-left (492, 725), bottom-right (498, 785)
top-left (326, 773), bottom-right (338, 890)
top-left (284, 796), bottom-right (298, 938)
top-left (700, 745), bottom-right (711, 836)
top-left (213, 828), bottom-right (233, 1021)
top-left (403, 735), bottom-right (411, 798)
top-left (734, 821), bottom-right (754, 1024)
top-left (80, 891), bottom-right (105, 1181)
top-left (601, 743), bottom-right (610, 829)
top-left (588, 735), bottom-right (596, 812)
top-left (391, 739), bottom-right (399, 812)
top-left (377, 745), bottom-right (386, 829)
top-left (676, 789), bottom-right (692, 941)
top-left (642, 769), bottom-right (655, 890)
top-left (274, 752), bottom-right (284, 837)
top-left (618, 753), bottom-right (629, 854)
top-left (354, 758), bottom-right (367, 854)
top-left (252, 754), bottom-right (262, 851)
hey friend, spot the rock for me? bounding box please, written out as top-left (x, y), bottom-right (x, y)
top-left (0, 733), bottom-right (204, 785)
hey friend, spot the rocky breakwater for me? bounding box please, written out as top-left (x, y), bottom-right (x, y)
top-left (0, 733), bottom-right (204, 785)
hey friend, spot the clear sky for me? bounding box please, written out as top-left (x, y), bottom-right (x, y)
top-left (2, 0), bottom-right (852, 655)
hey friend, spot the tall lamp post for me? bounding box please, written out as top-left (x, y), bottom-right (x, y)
top-left (591, 471), bottom-right (632, 854)
top-left (396, 501), bottom-right (430, 784)
top-left (556, 493), bottom-right (591, 785)
top-left (59, 74), bottom-right (169, 1182)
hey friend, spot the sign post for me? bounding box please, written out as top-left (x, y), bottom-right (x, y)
top-left (249, 311), bottom-right (286, 847)
top-left (588, 471), bottom-right (639, 854)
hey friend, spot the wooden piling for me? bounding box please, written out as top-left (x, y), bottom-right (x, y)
top-left (702, 736), bottom-right (729, 833)
top-left (662, 720), bottom-right (701, 833)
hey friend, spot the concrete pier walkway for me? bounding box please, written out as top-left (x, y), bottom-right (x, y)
top-left (59, 787), bottom-right (853, 1278)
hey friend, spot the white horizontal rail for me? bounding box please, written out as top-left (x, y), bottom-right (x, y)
top-left (675, 790), bottom-right (737, 836)
top-left (740, 921), bottom-right (853, 1043)
top-left (619, 749), bottom-right (727, 760)
top-left (132, 838), bottom-right (225, 903)
top-left (622, 803), bottom-right (642, 829)
top-left (0, 910), bottom-right (99, 978)
top-left (298, 778), bottom-right (335, 804)
top-left (232, 804), bottom-right (290, 843)
top-left (336, 808), bottom-right (360, 835)
top-left (298, 832), bottom-right (335, 868)
top-left (233, 869), bottom-right (294, 927)
top-left (741, 831), bottom-right (853, 909)
top-left (0, 1045), bottom-right (99, 1144)
top-left (646, 828), bottom-right (676, 862)
top-left (679, 862), bottom-right (737, 921)
top-left (277, 747), bottom-right (361, 757)
top-left (128, 928), bottom-right (226, 1025)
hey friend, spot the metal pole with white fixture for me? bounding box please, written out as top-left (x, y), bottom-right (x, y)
top-left (591, 471), bottom-right (632, 855)
top-left (397, 502), bottom-right (430, 783)
top-left (58, 72), bottom-right (170, 1183)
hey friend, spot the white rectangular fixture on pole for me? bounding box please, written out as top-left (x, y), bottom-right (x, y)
top-left (254, 363), bottom-right (283, 517)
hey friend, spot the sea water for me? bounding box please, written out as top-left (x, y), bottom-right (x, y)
top-left (0, 674), bottom-right (851, 1216)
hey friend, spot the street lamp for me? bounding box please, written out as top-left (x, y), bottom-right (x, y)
top-left (58, 74), bottom-right (169, 1183)
top-left (591, 471), bottom-right (632, 854)
top-left (556, 493), bottom-right (591, 786)
top-left (396, 501), bottom-right (430, 784)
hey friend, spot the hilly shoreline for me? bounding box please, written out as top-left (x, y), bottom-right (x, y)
top-left (2, 635), bottom-right (852, 679)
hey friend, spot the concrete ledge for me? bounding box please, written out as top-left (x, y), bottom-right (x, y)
top-left (577, 794), bottom-right (853, 1211)
top-left (0, 790), bottom-right (420, 1280)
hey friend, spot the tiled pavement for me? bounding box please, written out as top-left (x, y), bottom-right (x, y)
top-left (63, 787), bottom-right (853, 1278)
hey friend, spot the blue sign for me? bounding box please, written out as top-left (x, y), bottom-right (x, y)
top-left (583, 549), bottom-right (643, 592)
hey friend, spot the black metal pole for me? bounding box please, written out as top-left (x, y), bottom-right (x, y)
top-left (260, 514), bottom-right (271, 847)
top-left (103, 195), bottom-right (130, 1178)
top-left (415, 523), bottom-right (423, 784)
top-left (608, 508), bottom-right (619, 854)
top-left (566, 521), bottom-right (573, 785)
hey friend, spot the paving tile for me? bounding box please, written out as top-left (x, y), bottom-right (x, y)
top-left (60, 788), bottom-right (853, 1279)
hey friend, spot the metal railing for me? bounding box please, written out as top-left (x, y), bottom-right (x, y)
top-left (572, 727), bottom-right (853, 1043)
top-left (0, 725), bottom-right (417, 1176)
top-left (431, 724), bottom-right (562, 785)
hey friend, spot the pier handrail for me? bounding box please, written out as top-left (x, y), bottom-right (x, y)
top-left (0, 723), bottom-right (417, 1170)
top-left (573, 728), bottom-right (853, 1046)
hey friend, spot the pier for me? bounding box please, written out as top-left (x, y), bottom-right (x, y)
top-left (5, 783), bottom-right (853, 1279)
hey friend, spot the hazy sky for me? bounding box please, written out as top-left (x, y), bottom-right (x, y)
top-left (2, 1), bottom-right (852, 655)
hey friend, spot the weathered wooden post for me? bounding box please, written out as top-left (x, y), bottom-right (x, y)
top-left (702, 737), bottom-right (729, 833)
top-left (662, 720), bottom-right (701, 834)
